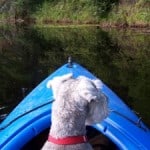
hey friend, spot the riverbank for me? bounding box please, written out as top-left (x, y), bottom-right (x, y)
top-left (32, 0), bottom-right (149, 28)
top-left (0, 0), bottom-right (149, 29)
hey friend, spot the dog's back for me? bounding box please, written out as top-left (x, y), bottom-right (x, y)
top-left (50, 79), bottom-right (89, 138)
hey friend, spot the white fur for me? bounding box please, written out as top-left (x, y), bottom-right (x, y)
top-left (46, 73), bottom-right (73, 99)
top-left (42, 74), bottom-right (109, 150)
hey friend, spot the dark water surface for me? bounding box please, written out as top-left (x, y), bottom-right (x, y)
top-left (0, 25), bottom-right (150, 127)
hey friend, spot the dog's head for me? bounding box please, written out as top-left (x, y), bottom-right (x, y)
top-left (47, 74), bottom-right (109, 125)
top-left (75, 76), bottom-right (109, 125)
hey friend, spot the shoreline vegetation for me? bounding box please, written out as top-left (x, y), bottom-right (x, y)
top-left (0, 0), bottom-right (149, 29)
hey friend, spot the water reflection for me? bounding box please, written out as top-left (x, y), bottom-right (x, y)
top-left (0, 25), bottom-right (149, 126)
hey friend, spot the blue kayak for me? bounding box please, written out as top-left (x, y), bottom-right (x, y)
top-left (0, 61), bottom-right (150, 150)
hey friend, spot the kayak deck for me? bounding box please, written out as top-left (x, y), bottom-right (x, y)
top-left (0, 62), bottom-right (150, 150)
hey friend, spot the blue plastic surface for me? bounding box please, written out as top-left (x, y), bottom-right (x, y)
top-left (0, 62), bottom-right (150, 150)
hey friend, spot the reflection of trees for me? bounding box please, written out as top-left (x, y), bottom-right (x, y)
top-left (0, 26), bottom-right (149, 126)
top-left (0, 26), bottom-right (50, 107)
top-left (37, 27), bottom-right (150, 126)
top-left (109, 30), bottom-right (150, 124)
top-left (0, 26), bottom-right (119, 106)
top-left (36, 26), bottom-right (119, 72)
top-left (37, 27), bottom-right (123, 99)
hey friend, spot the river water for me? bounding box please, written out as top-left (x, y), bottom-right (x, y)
top-left (0, 25), bottom-right (149, 127)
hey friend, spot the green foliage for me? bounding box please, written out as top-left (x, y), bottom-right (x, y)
top-left (0, 13), bottom-right (7, 19)
top-left (33, 0), bottom-right (119, 24)
top-left (32, 0), bottom-right (149, 26)
top-left (136, 0), bottom-right (150, 8)
top-left (104, 0), bottom-right (150, 27)
top-left (94, 0), bottom-right (118, 17)
top-left (126, 0), bottom-right (150, 25)
top-left (0, 0), bottom-right (149, 27)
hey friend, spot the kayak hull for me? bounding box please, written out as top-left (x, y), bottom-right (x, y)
top-left (0, 62), bottom-right (150, 150)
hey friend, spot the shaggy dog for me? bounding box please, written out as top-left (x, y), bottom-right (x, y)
top-left (41, 73), bottom-right (109, 150)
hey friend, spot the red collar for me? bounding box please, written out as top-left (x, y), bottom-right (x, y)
top-left (48, 135), bottom-right (88, 145)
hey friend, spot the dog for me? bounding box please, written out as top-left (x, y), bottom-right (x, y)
top-left (41, 73), bottom-right (109, 150)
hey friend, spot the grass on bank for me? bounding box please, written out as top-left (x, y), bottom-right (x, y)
top-left (0, 0), bottom-right (149, 27)
top-left (0, 13), bottom-right (8, 21)
top-left (33, 0), bottom-right (150, 27)
top-left (104, 0), bottom-right (150, 27)
top-left (32, 1), bottom-right (98, 25)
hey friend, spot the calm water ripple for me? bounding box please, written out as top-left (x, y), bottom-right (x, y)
top-left (0, 25), bottom-right (149, 127)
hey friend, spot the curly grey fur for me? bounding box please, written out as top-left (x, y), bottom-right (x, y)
top-left (42, 74), bottom-right (109, 150)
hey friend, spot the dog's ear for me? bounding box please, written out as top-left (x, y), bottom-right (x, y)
top-left (80, 90), bottom-right (98, 103)
top-left (46, 73), bottom-right (73, 89)
top-left (77, 78), bottom-right (101, 103)
top-left (47, 80), bottom-right (52, 88)
top-left (60, 73), bottom-right (73, 82)
top-left (92, 79), bottom-right (103, 90)
top-left (46, 73), bottom-right (73, 99)
top-left (85, 93), bottom-right (109, 125)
